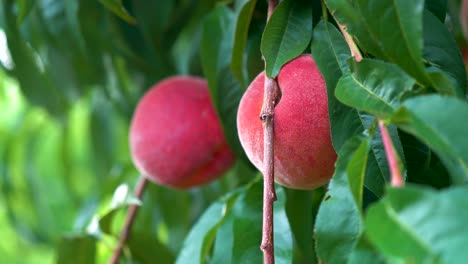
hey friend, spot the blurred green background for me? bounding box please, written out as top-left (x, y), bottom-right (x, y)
top-left (0, 0), bottom-right (258, 263)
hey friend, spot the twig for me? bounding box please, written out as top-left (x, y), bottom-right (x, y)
top-left (323, 2), bottom-right (362, 62)
top-left (109, 176), bottom-right (148, 264)
top-left (260, 1), bottom-right (280, 263)
top-left (336, 23), bottom-right (362, 62)
top-left (378, 119), bottom-right (404, 187)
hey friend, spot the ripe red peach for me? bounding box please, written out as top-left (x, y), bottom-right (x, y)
top-left (237, 55), bottom-right (336, 190)
top-left (129, 76), bottom-right (235, 189)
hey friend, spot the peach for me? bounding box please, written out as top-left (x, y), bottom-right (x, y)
top-left (129, 76), bottom-right (235, 189)
top-left (237, 55), bottom-right (336, 190)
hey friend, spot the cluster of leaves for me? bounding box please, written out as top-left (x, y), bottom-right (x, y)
top-left (1, 0), bottom-right (468, 263)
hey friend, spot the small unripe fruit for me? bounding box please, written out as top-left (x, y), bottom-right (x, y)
top-left (129, 76), bottom-right (235, 189)
top-left (237, 55), bottom-right (336, 190)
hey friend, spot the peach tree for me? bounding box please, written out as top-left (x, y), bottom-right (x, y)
top-left (0, 0), bottom-right (467, 263)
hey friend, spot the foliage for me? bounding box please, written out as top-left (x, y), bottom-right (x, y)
top-left (0, 0), bottom-right (467, 263)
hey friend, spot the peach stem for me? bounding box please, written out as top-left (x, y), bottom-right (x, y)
top-left (109, 176), bottom-right (148, 264)
top-left (260, 1), bottom-right (279, 263)
top-left (378, 119), bottom-right (404, 187)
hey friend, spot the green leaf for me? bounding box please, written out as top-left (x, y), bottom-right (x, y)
top-left (366, 185), bottom-right (468, 263)
top-left (176, 191), bottom-right (240, 264)
top-left (391, 95), bottom-right (468, 184)
top-left (98, 184), bottom-right (141, 235)
top-left (128, 231), bottom-right (175, 264)
top-left (200, 5), bottom-right (250, 164)
top-left (326, 0), bottom-right (460, 96)
top-left (90, 92), bottom-right (118, 179)
top-left (98, 0), bottom-right (136, 24)
top-left (131, 0), bottom-right (176, 78)
top-left (231, 0), bottom-right (258, 87)
top-left (348, 236), bottom-right (385, 264)
top-left (315, 135), bottom-right (370, 264)
top-left (1, 1), bottom-right (66, 115)
top-left (312, 21), bottom-right (404, 197)
top-left (399, 132), bottom-right (451, 189)
top-left (171, 0), bottom-right (219, 75)
top-left (56, 234), bottom-right (96, 264)
top-left (425, 0), bottom-right (447, 22)
top-left (16, 0), bottom-right (35, 24)
top-left (327, 0), bottom-right (420, 73)
top-left (285, 188), bottom-right (321, 263)
top-left (423, 10), bottom-right (467, 97)
top-left (311, 20), bottom-right (353, 151)
top-left (211, 178), bottom-right (293, 264)
top-left (360, 115), bottom-right (406, 195)
top-left (335, 59), bottom-right (416, 118)
top-left (152, 186), bottom-right (192, 252)
top-left (261, 0), bottom-right (313, 77)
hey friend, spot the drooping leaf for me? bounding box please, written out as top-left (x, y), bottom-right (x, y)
top-left (1, 1), bottom-right (66, 115)
top-left (311, 20), bottom-right (354, 152)
top-left (98, 184), bottom-right (142, 235)
top-left (262, 0), bottom-right (313, 77)
top-left (231, 0), bottom-right (258, 87)
top-left (315, 135), bottom-right (370, 264)
top-left (285, 188), bottom-right (322, 263)
top-left (176, 191), bottom-right (240, 264)
top-left (211, 178), bottom-right (293, 264)
top-left (348, 236), bottom-right (385, 264)
top-left (56, 234), bottom-right (96, 264)
top-left (424, 0), bottom-right (447, 22)
top-left (200, 5), bottom-right (250, 164)
top-left (171, 0), bottom-right (219, 75)
top-left (98, 0), bottom-right (136, 24)
top-left (391, 95), bottom-right (468, 184)
top-left (16, 0), bottom-right (35, 24)
top-left (399, 131), bottom-right (451, 189)
top-left (128, 231), bottom-right (175, 264)
top-left (366, 185), bottom-right (468, 263)
top-left (423, 10), bottom-right (467, 97)
top-left (335, 59), bottom-right (416, 119)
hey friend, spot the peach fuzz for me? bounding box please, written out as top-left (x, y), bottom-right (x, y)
top-left (129, 76), bottom-right (235, 189)
top-left (237, 54), bottom-right (337, 190)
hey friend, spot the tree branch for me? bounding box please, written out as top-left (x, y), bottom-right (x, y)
top-left (259, 77), bottom-right (279, 264)
top-left (109, 176), bottom-right (148, 264)
top-left (378, 119), bottom-right (404, 187)
top-left (260, 1), bottom-right (280, 263)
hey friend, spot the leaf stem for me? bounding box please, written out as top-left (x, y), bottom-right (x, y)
top-left (260, 1), bottom-right (280, 264)
top-left (378, 119), bottom-right (404, 187)
top-left (109, 176), bottom-right (148, 264)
